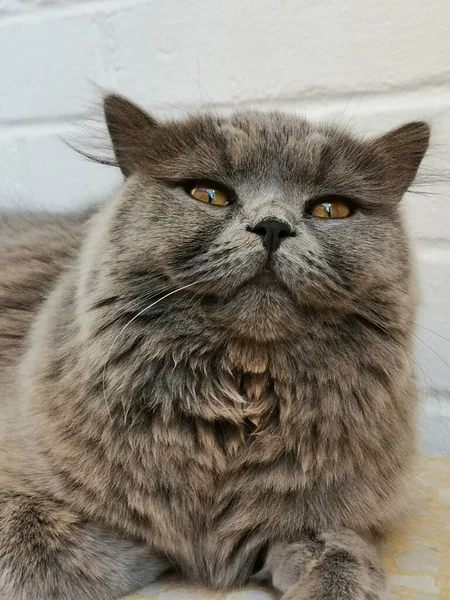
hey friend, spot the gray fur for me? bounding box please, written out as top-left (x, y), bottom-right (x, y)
top-left (0, 95), bottom-right (429, 599)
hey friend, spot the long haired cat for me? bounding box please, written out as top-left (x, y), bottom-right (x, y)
top-left (0, 94), bottom-right (429, 600)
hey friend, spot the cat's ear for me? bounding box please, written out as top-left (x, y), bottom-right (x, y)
top-left (104, 94), bottom-right (158, 177)
top-left (369, 122), bottom-right (430, 197)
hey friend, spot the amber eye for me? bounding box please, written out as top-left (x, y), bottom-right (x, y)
top-left (310, 199), bottom-right (351, 219)
top-left (190, 184), bottom-right (230, 206)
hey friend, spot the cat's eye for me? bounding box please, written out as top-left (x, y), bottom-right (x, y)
top-left (190, 184), bottom-right (230, 206)
top-left (310, 199), bottom-right (352, 219)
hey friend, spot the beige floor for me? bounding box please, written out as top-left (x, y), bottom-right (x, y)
top-left (123, 457), bottom-right (450, 600)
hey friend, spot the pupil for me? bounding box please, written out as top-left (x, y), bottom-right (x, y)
top-left (323, 203), bottom-right (332, 217)
top-left (206, 189), bottom-right (215, 203)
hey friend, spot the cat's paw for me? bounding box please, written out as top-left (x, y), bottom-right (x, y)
top-left (263, 530), bottom-right (386, 600)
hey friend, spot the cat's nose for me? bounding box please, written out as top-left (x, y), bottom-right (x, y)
top-left (248, 219), bottom-right (295, 252)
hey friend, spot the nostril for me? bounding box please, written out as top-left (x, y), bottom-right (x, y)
top-left (278, 227), bottom-right (293, 239)
top-left (252, 223), bottom-right (269, 236)
top-left (248, 219), bottom-right (295, 252)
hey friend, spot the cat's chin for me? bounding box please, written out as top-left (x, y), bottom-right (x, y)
top-left (208, 280), bottom-right (302, 342)
top-left (250, 269), bottom-right (282, 286)
top-left (233, 268), bottom-right (292, 297)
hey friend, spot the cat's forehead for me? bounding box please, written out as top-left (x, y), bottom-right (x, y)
top-left (149, 110), bottom-right (373, 194)
top-left (218, 112), bottom-right (325, 174)
top-left (214, 111), bottom-right (368, 191)
top-left (218, 110), bottom-right (321, 146)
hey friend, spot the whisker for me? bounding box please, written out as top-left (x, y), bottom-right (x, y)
top-left (409, 330), bottom-right (450, 371)
top-left (101, 281), bottom-right (198, 419)
top-left (409, 322), bottom-right (450, 345)
top-left (355, 303), bottom-right (447, 395)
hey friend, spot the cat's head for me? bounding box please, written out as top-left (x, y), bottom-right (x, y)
top-left (93, 95), bottom-right (429, 342)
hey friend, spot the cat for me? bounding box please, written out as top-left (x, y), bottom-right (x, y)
top-left (0, 93), bottom-right (429, 600)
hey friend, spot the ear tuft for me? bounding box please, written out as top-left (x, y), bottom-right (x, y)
top-left (103, 94), bottom-right (158, 177)
top-left (370, 121), bottom-right (430, 196)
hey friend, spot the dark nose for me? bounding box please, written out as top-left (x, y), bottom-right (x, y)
top-left (248, 219), bottom-right (294, 252)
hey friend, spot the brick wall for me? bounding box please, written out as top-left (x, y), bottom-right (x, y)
top-left (1, 0), bottom-right (449, 452)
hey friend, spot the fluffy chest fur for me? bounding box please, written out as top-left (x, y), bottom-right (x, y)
top-left (22, 290), bottom-right (414, 586)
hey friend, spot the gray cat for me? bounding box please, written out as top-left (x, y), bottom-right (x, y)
top-left (0, 94), bottom-right (429, 600)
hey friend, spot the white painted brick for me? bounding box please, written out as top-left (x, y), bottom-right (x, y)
top-left (0, 0), bottom-right (21, 12)
top-left (419, 397), bottom-right (450, 455)
top-left (11, 125), bottom-right (121, 211)
top-left (0, 0), bottom-right (65, 13)
top-left (0, 12), bottom-right (110, 122)
top-left (101, 0), bottom-right (450, 108)
top-left (414, 246), bottom-right (450, 393)
top-left (0, 135), bottom-right (31, 208)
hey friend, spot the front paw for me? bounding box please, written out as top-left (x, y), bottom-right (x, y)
top-left (264, 530), bottom-right (387, 600)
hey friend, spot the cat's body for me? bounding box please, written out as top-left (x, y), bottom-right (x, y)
top-left (0, 99), bottom-right (429, 600)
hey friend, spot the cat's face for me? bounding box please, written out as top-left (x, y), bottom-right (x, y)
top-left (100, 96), bottom-right (429, 341)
